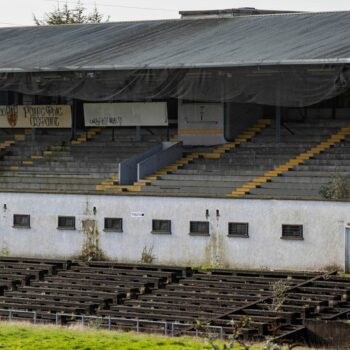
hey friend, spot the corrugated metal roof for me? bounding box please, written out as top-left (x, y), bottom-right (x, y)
top-left (0, 11), bottom-right (350, 72)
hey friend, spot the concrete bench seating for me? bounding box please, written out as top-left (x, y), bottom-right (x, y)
top-left (138, 119), bottom-right (350, 199)
top-left (0, 259), bottom-right (349, 341)
top-left (0, 127), bottom-right (172, 193)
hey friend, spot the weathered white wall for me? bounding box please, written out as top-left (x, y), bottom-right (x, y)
top-left (0, 192), bottom-right (347, 271)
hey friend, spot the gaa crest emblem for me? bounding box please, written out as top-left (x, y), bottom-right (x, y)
top-left (6, 108), bottom-right (17, 127)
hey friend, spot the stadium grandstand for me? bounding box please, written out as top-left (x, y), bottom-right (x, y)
top-left (0, 6), bottom-right (350, 346)
top-left (0, 8), bottom-right (349, 270)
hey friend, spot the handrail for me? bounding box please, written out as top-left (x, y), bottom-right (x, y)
top-left (0, 309), bottom-right (224, 338)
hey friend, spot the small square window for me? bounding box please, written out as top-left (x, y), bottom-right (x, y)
top-left (152, 220), bottom-right (171, 234)
top-left (58, 216), bottom-right (75, 230)
top-left (281, 225), bottom-right (303, 240)
top-left (189, 221), bottom-right (209, 236)
top-left (13, 214), bottom-right (30, 228)
top-left (104, 218), bottom-right (123, 232)
top-left (228, 223), bottom-right (249, 237)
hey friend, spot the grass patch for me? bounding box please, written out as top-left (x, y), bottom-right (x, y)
top-left (0, 322), bottom-right (263, 350)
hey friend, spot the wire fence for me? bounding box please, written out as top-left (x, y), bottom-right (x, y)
top-left (0, 308), bottom-right (225, 338)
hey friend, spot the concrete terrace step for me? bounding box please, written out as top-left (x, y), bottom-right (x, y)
top-left (142, 185), bottom-right (231, 195)
top-left (180, 164), bottom-right (281, 172)
top-left (195, 157), bottom-right (295, 164)
top-left (0, 171), bottom-right (116, 179)
top-left (173, 169), bottom-right (267, 176)
top-left (0, 176), bottom-right (104, 185)
top-left (11, 161), bottom-right (120, 167)
top-left (284, 120), bottom-right (350, 127)
top-left (0, 182), bottom-right (98, 191)
top-left (267, 176), bottom-right (331, 184)
top-left (294, 165), bottom-right (350, 171)
top-left (257, 182), bottom-right (324, 190)
top-left (240, 142), bottom-right (317, 148)
top-left (159, 174), bottom-right (257, 182)
top-left (248, 187), bottom-right (322, 197)
top-left (283, 170), bottom-right (350, 177)
top-left (303, 159), bottom-right (350, 165)
top-left (149, 179), bottom-right (247, 188)
top-left (0, 166), bottom-right (119, 173)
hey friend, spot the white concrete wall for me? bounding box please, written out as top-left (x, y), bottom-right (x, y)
top-left (0, 192), bottom-right (347, 271)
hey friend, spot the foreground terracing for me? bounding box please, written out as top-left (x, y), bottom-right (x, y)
top-left (0, 257), bottom-right (349, 344)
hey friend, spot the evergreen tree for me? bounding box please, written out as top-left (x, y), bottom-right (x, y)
top-left (34, 1), bottom-right (109, 25)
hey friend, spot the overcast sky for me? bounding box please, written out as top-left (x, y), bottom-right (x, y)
top-left (2, 0), bottom-right (350, 26)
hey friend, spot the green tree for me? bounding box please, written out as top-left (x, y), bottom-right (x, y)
top-left (34, 1), bottom-right (109, 25)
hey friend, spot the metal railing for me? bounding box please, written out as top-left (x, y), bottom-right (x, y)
top-left (0, 309), bottom-right (224, 338)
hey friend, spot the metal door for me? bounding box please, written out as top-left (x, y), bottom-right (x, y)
top-left (346, 227), bottom-right (350, 273)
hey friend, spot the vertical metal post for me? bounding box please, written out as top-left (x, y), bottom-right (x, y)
top-left (108, 316), bottom-right (111, 331)
top-left (332, 98), bottom-right (337, 120)
top-left (164, 322), bottom-right (168, 336)
top-left (219, 327), bottom-right (223, 339)
top-left (171, 323), bottom-right (175, 337)
top-left (81, 315), bottom-right (85, 327)
top-left (275, 105), bottom-right (281, 144)
top-left (8, 310), bottom-right (12, 321)
top-left (55, 313), bottom-right (59, 325)
top-left (71, 99), bottom-right (77, 140)
top-left (33, 312), bottom-right (37, 324)
top-left (30, 127), bottom-right (36, 144)
top-left (136, 320), bottom-right (140, 333)
top-left (136, 126), bottom-right (141, 142)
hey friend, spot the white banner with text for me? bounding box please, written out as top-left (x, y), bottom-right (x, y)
top-left (83, 102), bottom-right (168, 127)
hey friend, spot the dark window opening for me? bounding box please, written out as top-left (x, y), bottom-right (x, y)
top-left (104, 218), bottom-right (123, 232)
top-left (152, 219), bottom-right (171, 234)
top-left (190, 221), bottom-right (209, 236)
top-left (281, 225), bottom-right (303, 240)
top-left (228, 223), bottom-right (249, 237)
top-left (58, 216), bottom-right (75, 230)
top-left (13, 214), bottom-right (30, 228)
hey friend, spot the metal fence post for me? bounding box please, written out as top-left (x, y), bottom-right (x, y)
top-left (33, 312), bottom-right (37, 324)
top-left (136, 320), bottom-right (140, 333)
top-left (8, 310), bottom-right (12, 321)
top-left (81, 315), bottom-right (85, 327)
top-left (171, 322), bottom-right (175, 337)
top-left (108, 316), bottom-right (111, 331)
top-left (164, 322), bottom-right (168, 336)
top-left (220, 327), bottom-right (223, 339)
top-left (55, 313), bottom-right (59, 326)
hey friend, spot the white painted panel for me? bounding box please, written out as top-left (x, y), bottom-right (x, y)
top-left (178, 101), bottom-right (226, 145)
top-left (84, 102), bottom-right (168, 127)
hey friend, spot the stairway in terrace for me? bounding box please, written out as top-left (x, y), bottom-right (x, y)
top-left (0, 127), bottom-right (171, 193)
top-left (137, 119), bottom-right (349, 198)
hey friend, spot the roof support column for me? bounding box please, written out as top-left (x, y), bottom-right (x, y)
top-left (275, 105), bottom-right (281, 144)
top-left (71, 99), bottom-right (77, 140)
top-left (136, 126), bottom-right (141, 142)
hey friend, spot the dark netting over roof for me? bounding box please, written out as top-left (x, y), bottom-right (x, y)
top-left (1, 12), bottom-right (350, 106)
